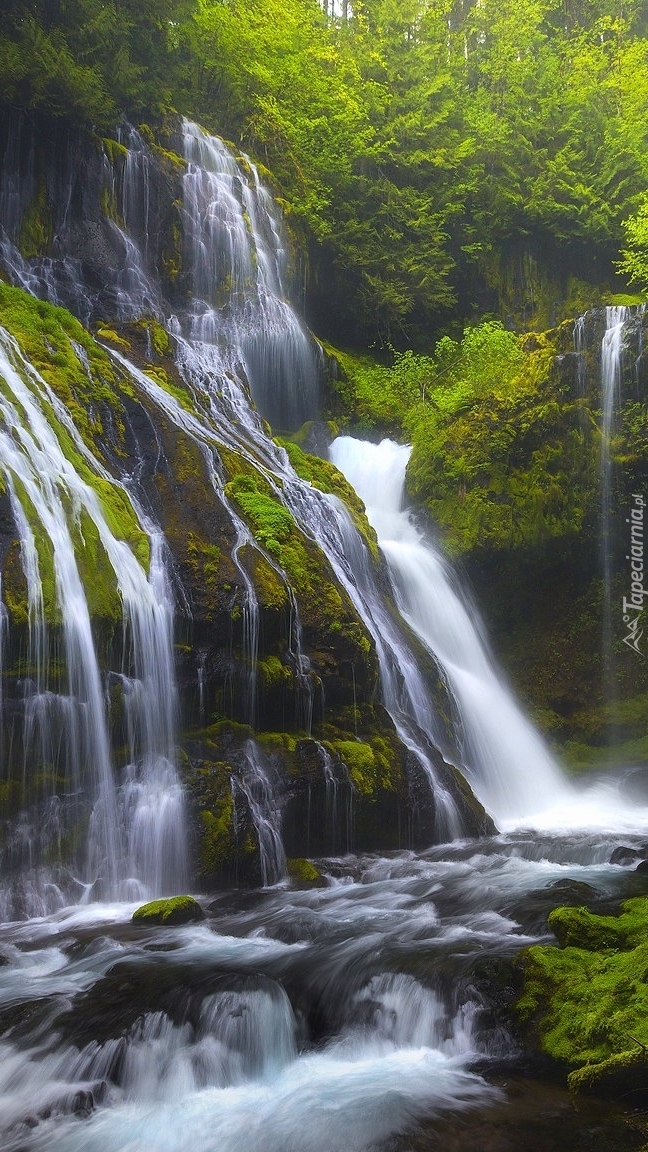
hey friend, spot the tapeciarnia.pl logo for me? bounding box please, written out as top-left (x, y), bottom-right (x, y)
top-left (622, 493), bottom-right (646, 655)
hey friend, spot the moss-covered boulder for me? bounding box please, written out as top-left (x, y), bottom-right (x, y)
top-left (286, 857), bottom-right (326, 887)
top-left (516, 897), bottom-right (648, 1095)
top-left (132, 895), bottom-right (205, 925)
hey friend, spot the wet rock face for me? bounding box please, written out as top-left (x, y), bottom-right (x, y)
top-left (0, 113), bottom-right (186, 324)
top-left (0, 296), bottom-right (491, 891)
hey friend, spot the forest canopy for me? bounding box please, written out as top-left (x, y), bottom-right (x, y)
top-left (1, 0), bottom-right (648, 344)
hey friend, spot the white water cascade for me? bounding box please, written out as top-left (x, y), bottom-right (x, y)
top-left (108, 339), bottom-right (464, 840)
top-left (600, 306), bottom-right (629, 699)
top-left (0, 327), bottom-right (187, 914)
top-left (180, 120), bottom-right (322, 431)
top-left (330, 437), bottom-right (571, 823)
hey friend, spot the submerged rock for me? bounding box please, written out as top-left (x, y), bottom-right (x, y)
top-left (132, 896), bottom-right (205, 926)
top-left (610, 845), bottom-right (642, 865)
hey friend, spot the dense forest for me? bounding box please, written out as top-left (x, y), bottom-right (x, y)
top-left (2, 0), bottom-right (648, 346)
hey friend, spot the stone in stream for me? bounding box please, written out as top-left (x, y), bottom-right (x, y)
top-left (132, 895), bottom-right (205, 925)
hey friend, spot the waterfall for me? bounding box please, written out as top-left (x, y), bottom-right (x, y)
top-left (0, 116), bottom-right (499, 903)
top-left (0, 327), bottom-right (187, 914)
top-left (179, 120), bottom-right (322, 431)
top-left (599, 306), bottom-right (628, 712)
top-left (235, 741), bottom-right (287, 886)
top-left (330, 437), bottom-right (570, 823)
top-left (108, 343), bottom-right (464, 841)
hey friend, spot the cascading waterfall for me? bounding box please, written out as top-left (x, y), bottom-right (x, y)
top-left (599, 306), bottom-right (629, 708)
top-left (180, 120), bottom-right (322, 431)
top-left (111, 339), bottom-right (467, 840)
top-left (330, 437), bottom-right (570, 823)
top-left (0, 327), bottom-right (187, 912)
top-left (0, 113), bottom-right (591, 892)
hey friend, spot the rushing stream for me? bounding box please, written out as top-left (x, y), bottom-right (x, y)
top-left (1, 119), bottom-right (648, 1150)
top-left (1, 827), bottom-right (648, 1152)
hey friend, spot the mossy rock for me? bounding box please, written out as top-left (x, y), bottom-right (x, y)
top-left (286, 857), bottom-right (326, 887)
top-left (132, 895), bottom-right (205, 925)
top-left (517, 897), bottom-right (648, 1094)
top-left (548, 897), bottom-right (648, 952)
top-left (276, 437), bottom-right (379, 560)
top-left (548, 905), bottom-right (626, 951)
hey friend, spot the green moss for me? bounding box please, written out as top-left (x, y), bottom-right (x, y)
top-left (606, 292), bottom-right (647, 307)
top-left (226, 472), bottom-right (296, 555)
top-left (0, 286), bottom-right (150, 616)
top-left (286, 857), bottom-right (325, 886)
top-left (132, 895), bottom-right (205, 925)
top-left (137, 124), bottom-right (186, 173)
top-left (327, 737), bottom-right (394, 796)
top-left (258, 655), bottom-right (293, 688)
top-left (181, 531), bottom-right (226, 620)
top-left (244, 548), bottom-right (288, 611)
top-left (96, 326), bottom-right (131, 350)
top-left (199, 791), bottom-right (235, 873)
top-left (225, 468), bottom-right (374, 676)
top-left (146, 320), bottom-right (172, 358)
top-left (0, 284), bottom-right (135, 445)
top-left (2, 539), bottom-right (31, 626)
top-left (199, 719), bottom-right (254, 742)
top-left (132, 361), bottom-right (196, 413)
top-left (18, 180), bottom-right (52, 259)
top-left (101, 137), bottom-right (129, 163)
top-left (277, 439), bottom-right (379, 560)
top-left (517, 897), bottom-right (648, 1093)
top-left (257, 731), bottom-right (297, 754)
top-left (226, 471), bottom-right (317, 603)
top-left (549, 898), bottom-right (648, 951)
top-left (70, 508), bottom-right (121, 620)
top-left (563, 735), bottom-right (648, 772)
top-left (161, 214), bottom-right (183, 284)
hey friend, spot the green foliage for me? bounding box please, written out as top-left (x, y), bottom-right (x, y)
top-left (329, 322), bottom-right (524, 435)
top-left (328, 321), bottom-right (583, 558)
top-left (189, 0), bottom-right (374, 240)
top-left (404, 324), bottom-right (595, 555)
top-left (2, 0), bottom-right (648, 338)
top-left (0, 0), bottom-right (194, 127)
top-left (618, 194), bottom-right (648, 288)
